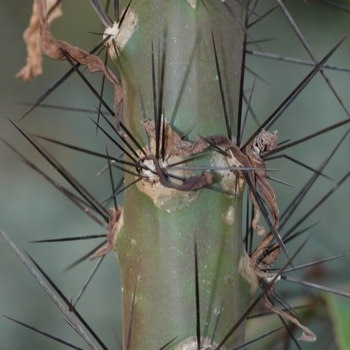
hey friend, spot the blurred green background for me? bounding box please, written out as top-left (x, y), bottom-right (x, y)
top-left (1, 1), bottom-right (350, 349)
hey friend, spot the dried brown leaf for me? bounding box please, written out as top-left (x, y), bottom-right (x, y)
top-left (140, 119), bottom-right (213, 192)
top-left (142, 120), bottom-right (279, 227)
top-left (141, 119), bottom-right (210, 158)
top-left (250, 231), bottom-right (281, 280)
top-left (20, 0), bottom-right (123, 125)
top-left (150, 155), bottom-right (213, 191)
top-left (263, 283), bottom-right (316, 342)
top-left (90, 206), bottom-right (123, 260)
top-left (206, 131), bottom-right (279, 236)
top-left (16, 0), bottom-right (62, 81)
top-left (250, 232), bottom-right (316, 342)
top-left (245, 130), bottom-right (279, 236)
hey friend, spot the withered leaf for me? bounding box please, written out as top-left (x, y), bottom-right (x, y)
top-left (250, 232), bottom-right (316, 342)
top-left (21, 0), bottom-right (123, 126)
top-left (205, 131), bottom-right (279, 236)
top-left (141, 119), bottom-right (210, 158)
top-left (244, 130), bottom-right (279, 236)
top-left (262, 282), bottom-right (316, 342)
top-left (150, 155), bottom-right (213, 191)
top-left (140, 119), bottom-right (213, 191)
top-left (16, 0), bottom-right (62, 81)
top-left (90, 206), bottom-right (123, 260)
top-left (250, 231), bottom-right (281, 280)
top-left (142, 120), bottom-right (279, 216)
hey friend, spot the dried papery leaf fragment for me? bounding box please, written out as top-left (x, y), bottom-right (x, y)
top-left (90, 206), bottom-right (123, 260)
top-left (245, 130), bottom-right (279, 236)
top-left (250, 231), bottom-right (281, 281)
top-left (249, 232), bottom-right (316, 342)
top-left (140, 120), bottom-right (278, 223)
top-left (136, 145), bottom-right (203, 211)
top-left (136, 119), bottom-right (216, 211)
top-left (210, 148), bottom-right (245, 197)
top-left (33, 0), bottom-right (123, 122)
top-left (262, 282), bottom-right (316, 342)
top-left (16, 0), bottom-right (62, 81)
top-left (104, 8), bottom-right (139, 62)
top-left (207, 129), bottom-right (279, 236)
top-left (136, 156), bottom-right (201, 211)
top-left (141, 119), bottom-right (210, 158)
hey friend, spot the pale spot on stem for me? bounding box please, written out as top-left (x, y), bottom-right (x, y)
top-left (104, 8), bottom-right (139, 61)
top-left (186, 0), bottom-right (198, 9)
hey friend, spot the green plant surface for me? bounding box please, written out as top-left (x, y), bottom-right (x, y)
top-left (326, 286), bottom-right (350, 350)
top-left (114, 1), bottom-right (249, 348)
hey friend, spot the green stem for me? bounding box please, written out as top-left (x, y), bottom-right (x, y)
top-left (114, 1), bottom-right (250, 348)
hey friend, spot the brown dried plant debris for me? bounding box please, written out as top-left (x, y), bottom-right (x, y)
top-left (142, 120), bottom-right (279, 229)
top-left (250, 231), bottom-right (282, 282)
top-left (90, 206), bottom-right (123, 260)
top-left (141, 119), bottom-right (210, 158)
top-left (250, 232), bottom-right (316, 342)
top-left (149, 154), bottom-right (213, 191)
top-left (16, 0), bottom-right (62, 81)
top-left (140, 119), bottom-right (214, 193)
top-left (18, 0), bottom-right (123, 124)
top-left (244, 130), bottom-right (279, 236)
top-left (206, 130), bottom-right (279, 236)
top-left (262, 287), bottom-right (316, 342)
